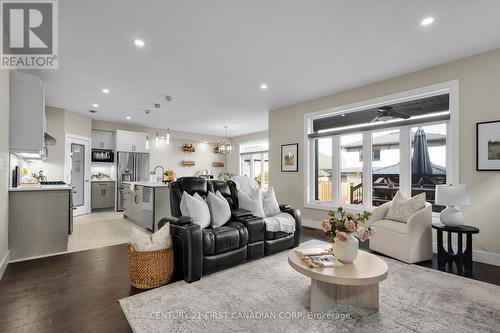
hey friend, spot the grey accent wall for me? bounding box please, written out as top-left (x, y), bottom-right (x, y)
top-left (269, 48), bottom-right (500, 254)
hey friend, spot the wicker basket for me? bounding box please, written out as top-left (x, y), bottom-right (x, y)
top-left (128, 243), bottom-right (174, 289)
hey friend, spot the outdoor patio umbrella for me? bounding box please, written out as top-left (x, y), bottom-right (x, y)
top-left (412, 127), bottom-right (433, 179)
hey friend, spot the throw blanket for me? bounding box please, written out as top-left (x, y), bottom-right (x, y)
top-left (264, 212), bottom-right (296, 233)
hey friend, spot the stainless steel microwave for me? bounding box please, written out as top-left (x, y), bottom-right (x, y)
top-left (91, 149), bottom-right (114, 163)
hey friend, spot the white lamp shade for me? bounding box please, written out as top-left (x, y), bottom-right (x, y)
top-left (435, 184), bottom-right (471, 206)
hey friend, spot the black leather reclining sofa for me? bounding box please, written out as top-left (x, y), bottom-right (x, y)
top-left (158, 177), bottom-right (301, 283)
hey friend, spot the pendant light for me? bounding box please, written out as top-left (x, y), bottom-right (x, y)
top-left (165, 96), bottom-right (172, 144)
top-left (218, 126), bottom-right (233, 157)
top-left (155, 131), bottom-right (160, 147)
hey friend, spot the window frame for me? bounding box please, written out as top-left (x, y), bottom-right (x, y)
top-left (303, 80), bottom-right (459, 213)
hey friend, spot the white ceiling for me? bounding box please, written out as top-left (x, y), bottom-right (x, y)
top-left (30, 0), bottom-right (500, 137)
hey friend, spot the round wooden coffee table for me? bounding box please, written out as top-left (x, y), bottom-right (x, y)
top-left (288, 246), bottom-right (388, 312)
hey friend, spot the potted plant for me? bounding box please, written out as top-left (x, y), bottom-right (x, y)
top-left (320, 207), bottom-right (375, 263)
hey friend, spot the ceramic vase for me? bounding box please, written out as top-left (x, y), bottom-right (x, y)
top-left (332, 234), bottom-right (359, 263)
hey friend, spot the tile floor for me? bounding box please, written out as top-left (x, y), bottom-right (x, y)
top-left (68, 211), bottom-right (147, 253)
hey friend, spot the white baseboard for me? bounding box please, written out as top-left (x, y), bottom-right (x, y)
top-left (302, 218), bottom-right (500, 267)
top-left (0, 250), bottom-right (9, 280)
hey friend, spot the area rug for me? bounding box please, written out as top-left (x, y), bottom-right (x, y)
top-left (119, 241), bottom-right (500, 332)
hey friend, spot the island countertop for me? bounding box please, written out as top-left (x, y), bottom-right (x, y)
top-left (9, 185), bottom-right (72, 192)
top-left (123, 181), bottom-right (170, 188)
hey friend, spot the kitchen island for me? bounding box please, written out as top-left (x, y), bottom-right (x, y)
top-left (9, 185), bottom-right (72, 261)
top-left (122, 182), bottom-right (171, 232)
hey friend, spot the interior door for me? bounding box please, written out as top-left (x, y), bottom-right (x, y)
top-left (71, 143), bottom-right (85, 207)
top-left (66, 135), bottom-right (91, 216)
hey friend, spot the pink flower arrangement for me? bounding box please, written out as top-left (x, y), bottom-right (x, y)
top-left (335, 231), bottom-right (349, 242)
top-left (345, 220), bottom-right (357, 232)
top-left (322, 207), bottom-right (375, 243)
top-left (320, 219), bottom-right (331, 232)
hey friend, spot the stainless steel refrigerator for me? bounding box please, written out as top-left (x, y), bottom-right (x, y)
top-left (116, 152), bottom-right (150, 211)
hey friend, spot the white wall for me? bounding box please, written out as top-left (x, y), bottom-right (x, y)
top-left (65, 110), bottom-right (92, 139)
top-left (91, 120), bottom-right (227, 179)
top-left (269, 48), bottom-right (500, 256)
top-left (226, 131), bottom-right (268, 175)
top-left (0, 69), bottom-right (10, 277)
top-left (29, 107), bottom-right (65, 180)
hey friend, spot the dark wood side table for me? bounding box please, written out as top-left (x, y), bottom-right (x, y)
top-left (432, 223), bottom-right (479, 275)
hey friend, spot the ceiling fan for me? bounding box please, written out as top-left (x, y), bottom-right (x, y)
top-left (370, 106), bottom-right (411, 122)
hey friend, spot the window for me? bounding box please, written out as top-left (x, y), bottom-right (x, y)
top-left (411, 124), bottom-right (447, 212)
top-left (372, 129), bottom-right (400, 207)
top-left (239, 140), bottom-right (269, 189)
top-left (340, 134), bottom-right (363, 205)
top-left (314, 138), bottom-right (333, 201)
top-left (304, 82), bottom-right (458, 214)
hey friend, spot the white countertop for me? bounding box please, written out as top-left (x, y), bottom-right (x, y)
top-left (123, 181), bottom-right (170, 188)
top-left (9, 185), bottom-right (72, 192)
top-left (91, 179), bottom-right (115, 182)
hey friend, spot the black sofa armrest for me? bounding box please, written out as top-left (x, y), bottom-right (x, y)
top-left (160, 216), bottom-right (203, 283)
top-left (231, 214), bottom-right (265, 243)
top-left (279, 204), bottom-right (302, 247)
top-left (231, 208), bottom-right (253, 219)
top-left (279, 203), bottom-right (292, 211)
top-left (159, 216), bottom-right (192, 228)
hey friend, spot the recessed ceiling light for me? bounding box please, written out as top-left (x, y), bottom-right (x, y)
top-left (260, 83), bottom-right (268, 90)
top-left (341, 114), bottom-right (346, 117)
top-left (102, 88), bottom-right (110, 94)
top-left (92, 103), bottom-right (99, 108)
top-left (134, 39), bottom-right (145, 47)
top-left (420, 17), bottom-right (434, 26)
top-left (126, 116), bottom-right (131, 120)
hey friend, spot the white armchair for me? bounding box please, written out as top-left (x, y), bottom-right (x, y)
top-left (369, 201), bottom-right (433, 263)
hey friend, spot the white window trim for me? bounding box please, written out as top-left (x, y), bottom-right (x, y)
top-left (303, 80), bottom-right (459, 212)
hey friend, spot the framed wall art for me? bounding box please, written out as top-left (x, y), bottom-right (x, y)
top-left (281, 143), bottom-right (298, 172)
top-left (477, 120), bottom-right (500, 171)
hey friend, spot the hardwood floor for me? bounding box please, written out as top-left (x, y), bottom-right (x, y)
top-left (0, 227), bottom-right (498, 332)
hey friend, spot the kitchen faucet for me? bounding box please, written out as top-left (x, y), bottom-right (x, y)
top-left (151, 166), bottom-right (165, 183)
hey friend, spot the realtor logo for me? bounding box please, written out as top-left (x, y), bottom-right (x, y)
top-left (1, 0), bottom-right (58, 68)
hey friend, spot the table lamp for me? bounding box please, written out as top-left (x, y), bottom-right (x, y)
top-left (435, 184), bottom-right (471, 226)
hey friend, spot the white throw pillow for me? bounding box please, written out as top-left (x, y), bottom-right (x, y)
top-left (262, 186), bottom-right (280, 217)
top-left (180, 191), bottom-right (211, 228)
top-left (385, 191), bottom-right (426, 223)
top-left (207, 191), bottom-right (231, 228)
top-left (151, 222), bottom-right (172, 250)
top-left (131, 224), bottom-right (172, 251)
top-left (238, 188), bottom-right (266, 218)
top-left (131, 228), bottom-right (153, 251)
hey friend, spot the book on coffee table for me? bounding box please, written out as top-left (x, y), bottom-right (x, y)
top-left (295, 248), bottom-right (330, 257)
top-left (309, 255), bottom-right (344, 267)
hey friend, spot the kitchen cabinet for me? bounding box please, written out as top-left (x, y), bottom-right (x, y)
top-left (116, 130), bottom-right (148, 153)
top-left (123, 184), bottom-right (143, 224)
top-left (123, 182), bottom-right (170, 232)
top-left (9, 72), bottom-right (45, 155)
top-left (9, 189), bottom-right (70, 260)
top-left (92, 130), bottom-right (115, 150)
top-left (91, 181), bottom-right (115, 210)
